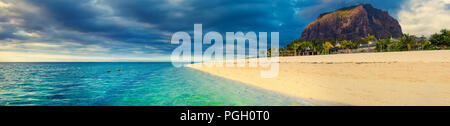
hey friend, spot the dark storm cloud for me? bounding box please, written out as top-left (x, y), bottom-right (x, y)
top-left (0, 0), bottom-right (406, 59)
top-left (103, 0), bottom-right (405, 46)
top-left (24, 0), bottom-right (166, 44)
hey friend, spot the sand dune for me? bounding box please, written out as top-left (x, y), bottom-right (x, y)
top-left (189, 50), bottom-right (450, 106)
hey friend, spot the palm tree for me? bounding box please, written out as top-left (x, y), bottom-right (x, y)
top-left (400, 34), bottom-right (418, 51)
top-left (361, 34), bottom-right (377, 52)
top-left (418, 38), bottom-right (431, 50)
top-left (388, 39), bottom-right (402, 51)
top-left (376, 38), bottom-right (391, 52)
top-left (339, 40), bottom-right (356, 53)
top-left (323, 41), bottom-right (334, 54)
top-left (312, 40), bottom-right (324, 55)
top-left (300, 41), bottom-right (314, 55)
top-left (361, 34), bottom-right (377, 43)
top-left (292, 43), bottom-right (302, 56)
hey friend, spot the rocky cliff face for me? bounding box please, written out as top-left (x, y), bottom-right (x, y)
top-left (301, 4), bottom-right (403, 41)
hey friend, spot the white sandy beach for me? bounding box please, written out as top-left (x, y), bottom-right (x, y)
top-left (189, 50), bottom-right (450, 106)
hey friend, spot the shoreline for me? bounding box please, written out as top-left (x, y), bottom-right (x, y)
top-left (189, 50), bottom-right (450, 106)
top-left (188, 67), bottom-right (350, 106)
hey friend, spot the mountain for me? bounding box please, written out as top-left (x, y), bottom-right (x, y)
top-left (300, 4), bottom-right (403, 42)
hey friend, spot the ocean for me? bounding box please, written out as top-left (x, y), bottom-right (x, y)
top-left (0, 62), bottom-right (310, 106)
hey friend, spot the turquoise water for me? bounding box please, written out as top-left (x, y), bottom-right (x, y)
top-left (0, 62), bottom-right (310, 106)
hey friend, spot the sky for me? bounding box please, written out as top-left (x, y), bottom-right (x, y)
top-left (0, 0), bottom-right (448, 62)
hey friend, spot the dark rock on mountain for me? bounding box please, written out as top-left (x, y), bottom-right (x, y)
top-left (300, 4), bottom-right (403, 42)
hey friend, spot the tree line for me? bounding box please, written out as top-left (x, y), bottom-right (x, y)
top-left (269, 29), bottom-right (450, 56)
